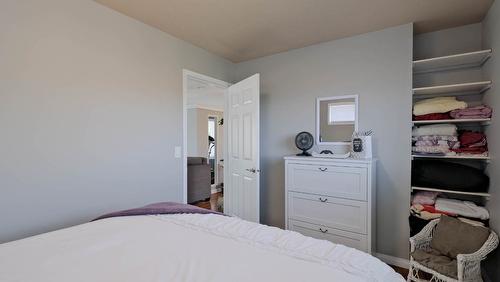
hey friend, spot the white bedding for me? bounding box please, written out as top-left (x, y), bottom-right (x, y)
top-left (0, 213), bottom-right (404, 282)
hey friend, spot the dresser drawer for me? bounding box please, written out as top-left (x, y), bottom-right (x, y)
top-left (288, 220), bottom-right (368, 252)
top-left (287, 163), bottom-right (367, 201)
top-left (288, 192), bottom-right (367, 234)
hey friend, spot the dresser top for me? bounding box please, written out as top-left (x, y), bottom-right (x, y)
top-left (284, 155), bottom-right (376, 164)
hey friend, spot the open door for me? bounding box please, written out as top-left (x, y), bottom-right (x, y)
top-left (224, 74), bottom-right (260, 222)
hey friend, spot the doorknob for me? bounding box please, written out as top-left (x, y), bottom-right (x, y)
top-left (246, 168), bottom-right (260, 173)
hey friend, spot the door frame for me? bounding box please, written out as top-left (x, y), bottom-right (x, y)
top-left (207, 115), bottom-right (218, 191)
top-left (182, 69), bottom-right (231, 204)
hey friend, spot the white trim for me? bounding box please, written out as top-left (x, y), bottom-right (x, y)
top-left (316, 95), bottom-right (359, 145)
top-left (182, 69), bottom-right (230, 204)
top-left (208, 115), bottom-right (218, 186)
top-left (186, 104), bottom-right (224, 112)
top-left (375, 253), bottom-right (409, 269)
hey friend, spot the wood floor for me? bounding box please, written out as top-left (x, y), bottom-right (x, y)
top-left (390, 265), bottom-right (409, 278)
top-left (194, 193), bottom-right (410, 279)
top-left (193, 192), bottom-right (222, 211)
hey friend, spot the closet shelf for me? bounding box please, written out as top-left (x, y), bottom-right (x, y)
top-left (411, 186), bottom-right (490, 197)
top-left (412, 81), bottom-right (492, 97)
top-left (412, 118), bottom-right (491, 125)
top-left (411, 155), bottom-right (490, 162)
top-left (413, 49), bottom-right (492, 74)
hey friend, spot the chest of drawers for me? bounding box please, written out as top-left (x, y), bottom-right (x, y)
top-left (284, 156), bottom-right (376, 254)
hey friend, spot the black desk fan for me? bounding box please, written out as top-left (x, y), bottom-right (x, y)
top-left (295, 132), bottom-right (314, 156)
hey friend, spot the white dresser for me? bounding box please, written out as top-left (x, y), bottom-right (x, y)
top-left (284, 156), bottom-right (376, 254)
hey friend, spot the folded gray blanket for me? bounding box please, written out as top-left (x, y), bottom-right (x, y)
top-left (92, 202), bottom-right (223, 221)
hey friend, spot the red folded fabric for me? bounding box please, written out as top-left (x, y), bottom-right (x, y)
top-left (459, 131), bottom-right (486, 146)
top-left (452, 146), bottom-right (488, 154)
top-left (413, 112), bottom-right (451, 121)
top-left (422, 205), bottom-right (456, 216)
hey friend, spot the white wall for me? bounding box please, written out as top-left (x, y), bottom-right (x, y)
top-left (234, 24), bottom-right (413, 259)
top-left (482, 0), bottom-right (500, 279)
top-left (0, 0), bottom-right (233, 243)
top-left (187, 109), bottom-right (200, 156)
top-left (187, 108), bottom-right (224, 161)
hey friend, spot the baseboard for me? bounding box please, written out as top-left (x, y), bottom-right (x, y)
top-left (375, 253), bottom-right (409, 269)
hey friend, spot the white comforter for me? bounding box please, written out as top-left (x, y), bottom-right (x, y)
top-left (0, 213), bottom-right (404, 282)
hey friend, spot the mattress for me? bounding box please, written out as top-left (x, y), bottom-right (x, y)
top-left (0, 213), bottom-right (404, 282)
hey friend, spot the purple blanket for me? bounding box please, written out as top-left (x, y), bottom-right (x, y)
top-left (92, 202), bottom-right (223, 222)
top-left (450, 105), bottom-right (492, 119)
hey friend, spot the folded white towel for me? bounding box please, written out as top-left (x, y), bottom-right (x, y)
top-left (412, 124), bottom-right (457, 137)
top-left (414, 96), bottom-right (456, 105)
top-left (435, 198), bottom-right (489, 220)
top-left (413, 96), bottom-right (467, 116)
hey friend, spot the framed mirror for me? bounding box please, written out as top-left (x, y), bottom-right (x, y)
top-left (316, 95), bottom-right (358, 145)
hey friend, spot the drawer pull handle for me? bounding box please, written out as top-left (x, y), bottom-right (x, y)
top-left (319, 228), bottom-right (328, 233)
top-left (318, 167), bottom-right (328, 172)
top-left (319, 197), bottom-right (328, 202)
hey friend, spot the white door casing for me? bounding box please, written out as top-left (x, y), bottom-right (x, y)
top-left (224, 74), bottom-right (260, 222)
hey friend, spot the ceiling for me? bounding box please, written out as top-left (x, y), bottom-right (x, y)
top-left (95, 0), bottom-right (494, 63)
top-left (187, 77), bottom-right (225, 111)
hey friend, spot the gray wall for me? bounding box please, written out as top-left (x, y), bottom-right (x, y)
top-left (413, 23), bottom-right (483, 60)
top-left (482, 0), bottom-right (500, 279)
top-left (413, 23), bottom-right (484, 89)
top-left (234, 24), bottom-right (413, 259)
top-left (0, 0), bottom-right (233, 243)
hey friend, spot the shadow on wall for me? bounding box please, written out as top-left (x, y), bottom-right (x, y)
top-left (259, 91), bottom-right (296, 227)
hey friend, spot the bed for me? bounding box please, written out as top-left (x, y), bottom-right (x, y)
top-left (0, 202), bottom-right (404, 282)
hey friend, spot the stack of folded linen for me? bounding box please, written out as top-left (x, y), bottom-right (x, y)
top-left (450, 105), bottom-right (493, 119)
top-left (412, 124), bottom-right (458, 155)
top-left (435, 198), bottom-right (489, 220)
top-left (412, 191), bottom-right (440, 205)
top-left (451, 131), bottom-right (488, 157)
top-left (410, 193), bottom-right (488, 226)
top-left (413, 97), bottom-right (467, 120)
top-left (410, 203), bottom-right (487, 227)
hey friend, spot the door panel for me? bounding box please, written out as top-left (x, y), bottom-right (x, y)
top-left (225, 74), bottom-right (260, 222)
top-left (231, 115), bottom-right (239, 159)
top-left (242, 113), bottom-right (252, 160)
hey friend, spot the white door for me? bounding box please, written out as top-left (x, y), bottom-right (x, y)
top-left (225, 74), bottom-right (260, 222)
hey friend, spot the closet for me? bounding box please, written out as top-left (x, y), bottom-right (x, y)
top-left (410, 24), bottom-right (493, 237)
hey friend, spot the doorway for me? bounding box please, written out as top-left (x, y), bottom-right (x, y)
top-left (183, 70), bottom-right (261, 222)
top-left (183, 70), bottom-right (229, 212)
top-left (208, 116), bottom-right (218, 190)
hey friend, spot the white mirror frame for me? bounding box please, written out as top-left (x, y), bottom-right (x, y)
top-left (316, 95), bottom-right (359, 145)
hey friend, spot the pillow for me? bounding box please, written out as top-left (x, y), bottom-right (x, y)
top-left (430, 215), bottom-right (490, 258)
